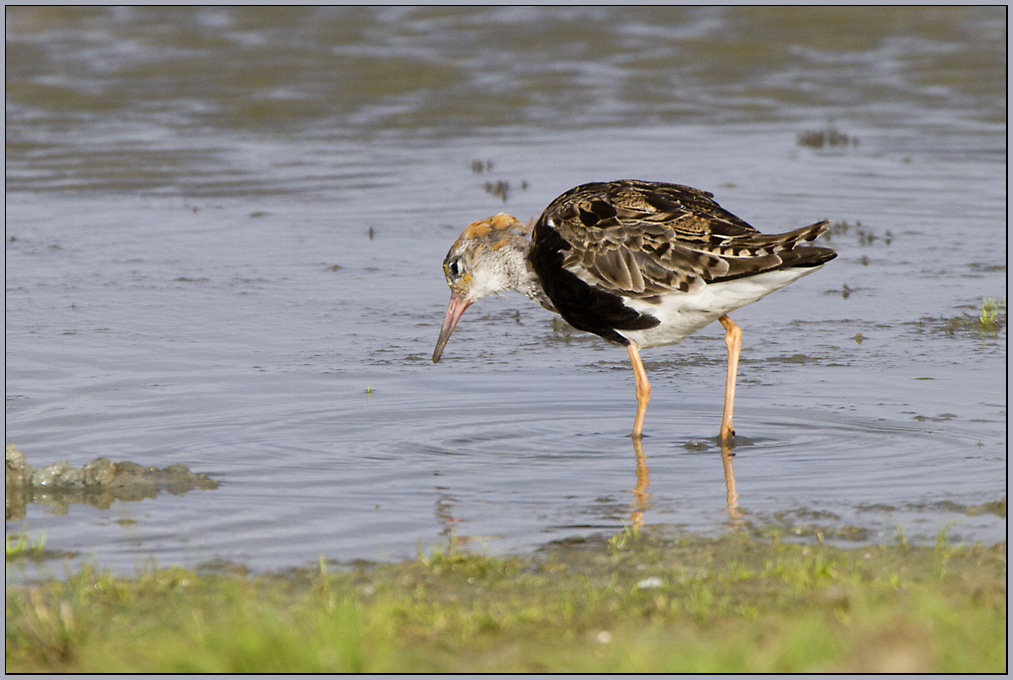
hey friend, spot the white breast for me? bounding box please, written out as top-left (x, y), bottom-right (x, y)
top-left (617, 266), bottom-right (823, 349)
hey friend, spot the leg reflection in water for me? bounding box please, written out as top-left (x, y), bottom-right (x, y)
top-left (628, 438), bottom-right (742, 530)
top-left (721, 441), bottom-right (742, 529)
top-left (630, 438), bottom-right (652, 528)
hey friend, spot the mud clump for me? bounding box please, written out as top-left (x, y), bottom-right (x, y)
top-left (6, 444), bottom-right (218, 520)
top-left (797, 124), bottom-right (858, 149)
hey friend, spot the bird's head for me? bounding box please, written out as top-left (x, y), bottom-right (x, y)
top-left (432, 213), bottom-right (531, 363)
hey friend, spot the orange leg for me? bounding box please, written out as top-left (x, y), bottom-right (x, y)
top-left (718, 315), bottom-right (741, 443)
top-left (626, 343), bottom-right (650, 439)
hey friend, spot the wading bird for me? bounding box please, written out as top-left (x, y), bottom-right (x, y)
top-left (432, 180), bottom-right (836, 441)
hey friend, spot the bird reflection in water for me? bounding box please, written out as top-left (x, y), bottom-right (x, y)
top-left (628, 438), bottom-right (742, 530)
top-left (720, 443), bottom-right (743, 528)
top-left (629, 438), bottom-right (652, 528)
top-left (431, 440), bottom-right (744, 544)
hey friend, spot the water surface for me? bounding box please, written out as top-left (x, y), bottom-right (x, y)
top-left (6, 7), bottom-right (1006, 576)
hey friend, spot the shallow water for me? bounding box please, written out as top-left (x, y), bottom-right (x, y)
top-left (5, 7), bottom-right (1006, 577)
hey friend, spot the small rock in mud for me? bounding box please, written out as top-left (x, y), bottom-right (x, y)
top-left (6, 444), bottom-right (218, 521)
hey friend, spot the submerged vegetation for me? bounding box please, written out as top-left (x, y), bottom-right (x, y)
top-left (471, 158), bottom-right (528, 203)
top-left (914, 296), bottom-right (1007, 339)
top-left (797, 124), bottom-right (859, 149)
top-left (818, 219), bottom-right (892, 247)
top-left (6, 529), bottom-right (1006, 673)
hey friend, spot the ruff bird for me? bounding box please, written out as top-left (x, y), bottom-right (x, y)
top-left (433, 179), bottom-right (836, 441)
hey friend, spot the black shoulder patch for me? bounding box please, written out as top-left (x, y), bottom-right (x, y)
top-left (529, 222), bottom-right (659, 346)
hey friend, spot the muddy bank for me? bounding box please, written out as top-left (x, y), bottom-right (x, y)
top-left (5, 445), bottom-right (218, 521)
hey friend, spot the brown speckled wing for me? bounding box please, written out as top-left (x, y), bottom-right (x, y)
top-left (539, 180), bottom-right (833, 297)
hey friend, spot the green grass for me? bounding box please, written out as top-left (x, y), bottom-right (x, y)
top-left (6, 530), bottom-right (1007, 672)
top-left (6, 530), bottom-right (47, 561)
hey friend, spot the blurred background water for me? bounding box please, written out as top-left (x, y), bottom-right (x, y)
top-left (5, 6), bottom-right (1006, 577)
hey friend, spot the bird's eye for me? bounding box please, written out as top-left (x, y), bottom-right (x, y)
top-left (447, 259), bottom-right (462, 278)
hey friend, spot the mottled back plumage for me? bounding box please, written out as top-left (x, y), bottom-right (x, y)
top-left (533, 179), bottom-right (834, 299)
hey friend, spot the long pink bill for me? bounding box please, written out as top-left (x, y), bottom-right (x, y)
top-left (432, 293), bottom-right (473, 363)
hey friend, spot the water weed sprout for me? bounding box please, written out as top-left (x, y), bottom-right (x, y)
top-left (978, 296), bottom-right (1005, 330)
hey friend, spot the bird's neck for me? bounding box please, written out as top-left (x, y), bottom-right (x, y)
top-left (498, 238), bottom-right (556, 312)
top-left (516, 269), bottom-right (555, 312)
